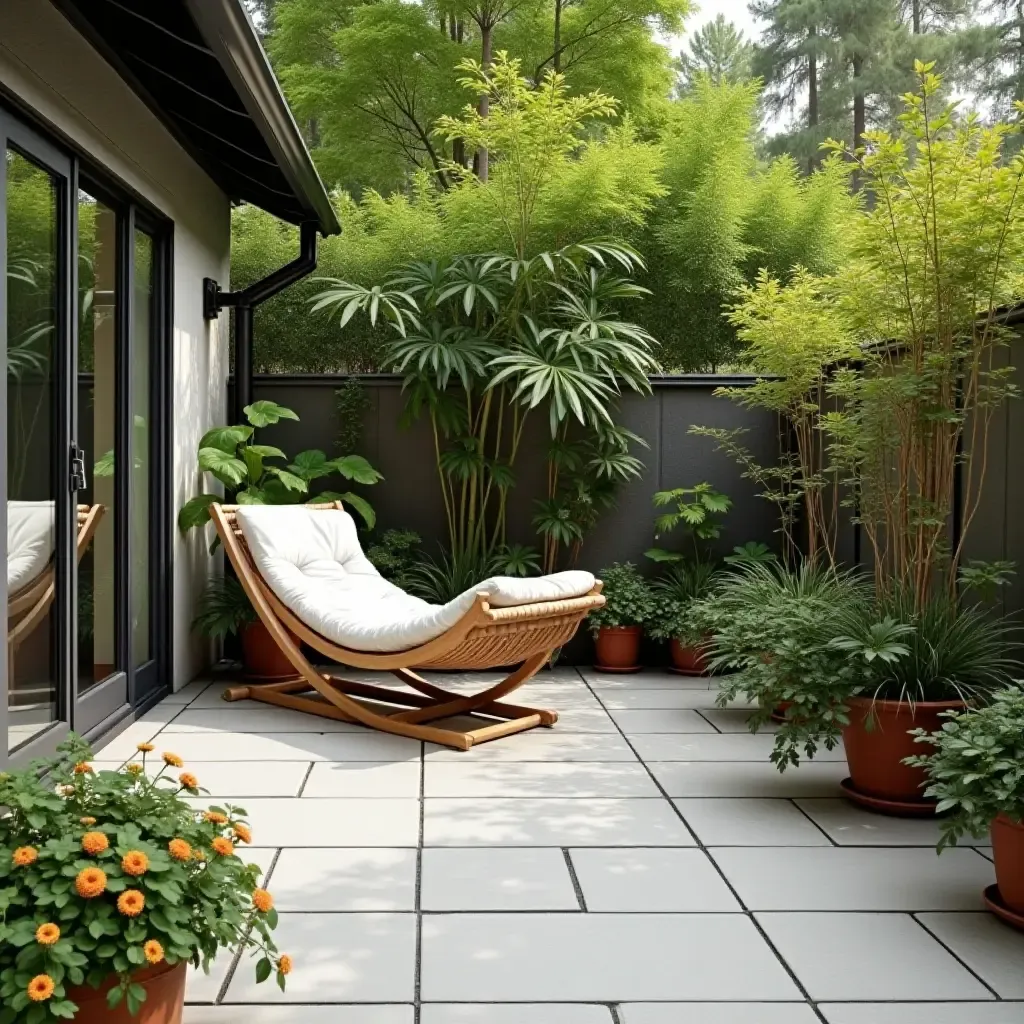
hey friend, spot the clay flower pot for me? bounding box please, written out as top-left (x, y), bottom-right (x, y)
top-left (67, 962), bottom-right (186, 1024)
top-left (669, 637), bottom-right (709, 676)
top-left (841, 696), bottom-right (966, 810)
top-left (991, 814), bottom-right (1024, 914)
top-left (241, 620), bottom-right (298, 682)
top-left (595, 626), bottom-right (642, 672)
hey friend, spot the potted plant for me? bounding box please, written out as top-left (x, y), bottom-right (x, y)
top-left (648, 562), bottom-right (717, 674)
top-left (709, 561), bottom-right (1019, 814)
top-left (907, 687), bottom-right (1024, 927)
top-left (192, 576), bottom-right (298, 683)
top-left (178, 400), bottom-right (381, 680)
top-left (588, 562), bottom-right (654, 672)
top-left (0, 735), bottom-right (289, 1023)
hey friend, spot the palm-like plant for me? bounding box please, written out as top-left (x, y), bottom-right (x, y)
top-left (311, 240), bottom-right (658, 571)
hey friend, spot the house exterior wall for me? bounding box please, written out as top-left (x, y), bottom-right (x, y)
top-left (0, 0), bottom-right (231, 689)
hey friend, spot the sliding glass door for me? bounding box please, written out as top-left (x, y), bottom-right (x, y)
top-left (2, 106), bottom-right (168, 761)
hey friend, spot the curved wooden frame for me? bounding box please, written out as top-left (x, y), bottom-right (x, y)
top-left (211, 502), bottom-right (605, 750)
top-left (8, 504), bottom-right (105, 679)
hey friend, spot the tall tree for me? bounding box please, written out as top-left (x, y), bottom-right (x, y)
top-left (676, 14), bottom-right (755, 91)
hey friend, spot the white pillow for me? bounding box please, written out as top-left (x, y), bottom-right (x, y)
top-left (7, 500), bottom-right (55, 593)
top-left (234, 505), bottom-right (595, 652)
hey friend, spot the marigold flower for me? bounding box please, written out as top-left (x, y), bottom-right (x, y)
top-left (278, 955), bottom-right (293, 976)
top-left (143, 940), bottom-right (164, 964)
top-left (125, 763), bottom-right (144, 775)
top-left (168, 838), bottom-right (192, 861)
top-left (122, 850), bottom-right (149, 876)
top-left (179, 772), bottom-right (199, 790)
top-left (35, 924), bottom-right (60, 946)
top-left (80, 816), bottom-right (97, 826)
top-left (73, 762), bottom-right (93, 775)
top-left (204, 811), bottom-right (228, 824)
top-left (27, 975), bottom-right (55, 1002)
top-left (211, 837), bottom-right (234, 857)
top-left (252, 889), bottom-right (273, 913)
top-left (75, 868), bottom-right (107, 899)
top-left (162, 752), bottom-right (184, 767)
top-left (117, 890), bottom-right (145, 916)
top-left (233, 823), bottom-right (252, 844)
top-left (81, 831), bottom-right (109, 855)
top-left (12, 846), bottom-right (38, 867)
top-left (137, 743), bottom-right (155, 753)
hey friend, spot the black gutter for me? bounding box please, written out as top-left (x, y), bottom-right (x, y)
top-left (204, 221), bottom-right (320, 423)
top-left (184, 0), bottom-right (340, 235)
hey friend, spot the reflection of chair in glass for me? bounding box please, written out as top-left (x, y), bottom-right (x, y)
top-left (8, 503), bottom-right (104, 681)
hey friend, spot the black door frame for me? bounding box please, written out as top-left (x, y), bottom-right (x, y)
top-left (1, 100), bottom-right (173, 767)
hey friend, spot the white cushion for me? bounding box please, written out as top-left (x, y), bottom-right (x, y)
top-left (235, 505), bottom-right (595, 653)
top-left (7, 500), bottom-right (55, 594)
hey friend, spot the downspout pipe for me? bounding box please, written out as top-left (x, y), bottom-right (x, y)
top-left (203, 221), bottom-right (320, 424)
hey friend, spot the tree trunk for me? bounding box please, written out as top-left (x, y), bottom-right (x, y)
top-left (852, 52), bottom-right (865, 191)
top-left (477, 23), bottom-right (493, 182)
top-left (457, 18), bottom-right (464, 42)
top-left (453, 138), bottom-right (466, 168)
top-left (912, 0), bottom-right (921, 33)
top-left (553, 0), bottom-right (562, 73)
top-left (807, 26), bottom-right (818, 174)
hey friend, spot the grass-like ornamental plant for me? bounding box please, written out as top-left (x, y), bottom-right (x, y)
top-left (0, 735), bottom-right (288, 1022)
top-left (907, 687), bottom-right (1024, 850)
top-left (647, 562), bottom-right (717, 644)
top-left (588, 562), bottom-right (654, 634)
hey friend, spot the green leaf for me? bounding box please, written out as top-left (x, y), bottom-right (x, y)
top-left (644, 548), bottom-right (683, 563)
top-left (255, 957), bottom-right (272, 984)
top-left (93, 449), bottom-right (115, 478)
top-left (290, 450), bottom-right (331, 480)
top-left (337, 492), bottom-right (376, 529)
top-left (246, 444), bottom-right (287, 460)
top-left (177, 497), bottom-right (221, 536)
top-left (244, 401), bottom-right (299, 428)
top-left (236, 488), bottom-right (267, 505)
top-left (198, 425), bottom-right (253, 453)
top-left (198, 448), bottom-right (247, 487)
top-left (264, 467), bottom-right (308, 493)
top-left (327, 455), bottom-right (383, 485)
top-left (243, 447), bottom-right (264, 484)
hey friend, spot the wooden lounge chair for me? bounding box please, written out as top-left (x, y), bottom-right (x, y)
top-left (212, 502), bottom-right (605, 750)
top-left (8, 504), bottom-right (105, 678)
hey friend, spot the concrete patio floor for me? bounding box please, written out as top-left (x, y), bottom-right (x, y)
top-left (95, 667), bottom-right (1024, 1023)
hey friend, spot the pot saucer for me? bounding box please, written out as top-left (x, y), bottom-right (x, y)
top-left (667, 666), bottom-right (707, 677)
top-left (593, 664), bottom-right (642, 674)
top-left (840, 777), bottom-right (942, 818)
top-left (984, 884), bottom-right (1024, 932)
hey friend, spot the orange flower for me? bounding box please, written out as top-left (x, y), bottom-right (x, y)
top-left (27, 975), bottom-right (55, 1002)
top-left (162, 752), bottom-right (183, 767)
top-left (35, 924), bottom-right (60, 946)
top-left (80, 816), bottom-right (97, 826)
top-left (75, 868), bottom-right (107, 899)
top-left (168, 838), bottom-right (192, 861)
top-left (204, 811), bottom-right (228, 824)
top-left (81, 831), bottom-right (109, 855)
top-left (122, 851), bottom-right (149, 877)
top-left (191, 848), bottom-right (206, 862)
top-left (278, 955), bottom-right (293, 976)
top-left (143, 940), bottom-right (164, 965)
top-left (12, 846), bottom-right (38, 867)
top-left (211, 837), bottom-right (234, 857)
top-left (125, 763), bottom-right (144, 776)
top-left (73, 762), bottom-right (93, 775)
top-left (179, 772), bottom-right (199, 790)
top-left (117, 890), bottom-right (145, 917)
top-left (233, 824), bottom-right (252, 845)
top-left (252, 889), bottom-right (274, 913)
top-left (136, 743), bottom-right (155, 753)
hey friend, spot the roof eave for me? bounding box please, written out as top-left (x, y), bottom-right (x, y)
top-left (184, 0), bottom-right (340, 236)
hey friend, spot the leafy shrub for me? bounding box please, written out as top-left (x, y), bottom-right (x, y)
top-left (647, 561), bottom-right (717, 643)
top-left (0, 736), bottom-right (287, 1021)
top-left (588, 562), bottom-right (654, 634)
top-left (365, 530), bottom-right (423, 592)
top-left (192, 576), bottom-right (256, 640)
top-left (907, 687), bottom-right (1024, 849)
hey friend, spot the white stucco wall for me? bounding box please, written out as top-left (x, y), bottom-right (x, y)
top-left (0, 0), bottom-right (231, 689)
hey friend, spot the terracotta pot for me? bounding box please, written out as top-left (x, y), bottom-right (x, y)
top-left (842, 696), bottom-right (966, 803)
top-left (241, 620), bottom-right (298, 681)
top-left (991, 814), bottom-right (1024, 914)
top-left (669, 638), bottom-right (709, 675)
top-left (67, 962), bottom-right (185, 1024)
top-left (595, 626), bottom-right (642, 671)
top-left (769, 700), bottom-right (794, 724)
